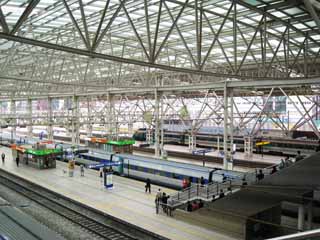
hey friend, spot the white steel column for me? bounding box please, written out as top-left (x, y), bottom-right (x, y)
top-left (87, 97), bottom-right (93, 137)
top-left (230, 88), bottom-right (234, 164)
top-left (223, 83), bottom-right (229, 169)
top-left (160, 94), bottom-right (165, 158)
top-left (10, 99), bottom-right (16, 141)
top-left (107, 93), bottom-right (115, 139)
top-left (154, 90), bottom-right (160, 157)
top-left (298, 204), bottom-right (305, 231)
top-left (73, 96), bottom-right (80, 145)
top-left (47, 98), bottom-right (53, 140)
top-left (27, 99), bottom-right (33, 138)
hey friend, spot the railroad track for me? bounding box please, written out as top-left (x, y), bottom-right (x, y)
top-left (0, 169), bottom-right (168, 240)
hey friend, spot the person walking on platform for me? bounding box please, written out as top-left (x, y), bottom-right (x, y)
top-left (15, 156), bottom-right (20, 167)
top-left (145, 178), bottom-right (151, 193)
top-left (1, 153), bottom-right (5, 164)
top-left (80, 164), bottom-right (84, 177)
top-left (155, 188), bottom-right (162, 214)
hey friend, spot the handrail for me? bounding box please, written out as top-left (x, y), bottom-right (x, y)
top-left (266, 229), bottom-right (320, 240)
top-left (167, 159), bottom-right (289, 210)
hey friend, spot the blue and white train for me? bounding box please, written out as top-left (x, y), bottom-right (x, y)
top-left (77, 151), bottom-right (244, 189)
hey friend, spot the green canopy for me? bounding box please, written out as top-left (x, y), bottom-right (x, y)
top-left (106, 140), bottom-right (135, 146)
top-left (25, 148), bottom-right (62, 156)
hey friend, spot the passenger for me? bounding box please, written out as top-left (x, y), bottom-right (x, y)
top-left (222, 173), bottom-right (227, 182)
top-left (242, 177), bottom-right (248, 186)
top-left (187, 201), bottom-right (192, 212)
top-left (155, 188), bottom-right (162, 214)
top-left (199, 199), bottom-right (204, 208)
top-left (219, 189), bottom-right (225, 199)
top-left (279, 159), bottom-right (285, 169)
top-left (45, 158), bottom-right (49, 168)
top-left (270, 166), bottom-right (277, 174)
top-left (182, 178), bottom-right (188, 189)
top-left (145, 178), bottom-right (151, 194)
top-left (99, 167), bottom-right (103, 178)
top-left (1, 153), bottom-right (5, 164)
top-left (80, 164), bottom-right (84, 177)
top-left (295, 151), bottom-right (304, 162)
top-left (16, 156), bottom-right (19, 167)
top-left (192, 201), bottom-right (199, 211)
top-left (162, 192), bottom-right (168, 213)
top-left (256, 169), bottom-right (264, 181)
top-left (200, 176), bottom-right (205, 186)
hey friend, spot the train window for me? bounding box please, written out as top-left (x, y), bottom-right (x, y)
top-left (172, 173), bottom-right (178, 179)
top-left (166, 172), bottom-right (172, 178)
top-left (160, 171), bottom-right (166, 177)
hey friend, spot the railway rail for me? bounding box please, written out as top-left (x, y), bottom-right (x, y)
top-left (0, 169), bottom-right (168, 240)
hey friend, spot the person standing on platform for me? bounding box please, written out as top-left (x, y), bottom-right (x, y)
top-left (145, 178), bottom-right (151, 193)
top-left (256, 169), bottom-right (264, 181)
top-left (219, 189), bottom-right (225, 199)
top-left (16, 156), bottom-right (19, 167)
top-left (295, 151), bottom-right (304, 162)
top-left (99, 167), bottom-right (103, 178)
top-left (200, 176), bottom-right (205, 187)
top-left (80, 164), bottom-right (84, 177)
top-left (1, 153), bottom-right (5, 164)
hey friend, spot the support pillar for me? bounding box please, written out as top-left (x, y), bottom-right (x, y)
top-left (87, 97), bottom-right (93, 137)
top-left (154, 90), bottom-right (161, 157)
top-left (188, 132), bottom-right (197, 152)
top-left (160, 96), bottom-right (165, 158)
top-left (230, 89), bottom-right (234, 164)
top-left (146, 129), bottom-right (153, 145)
top-left (298, 204), bottom-right (305, 231)
top-left (10, 100), bottom-right (16, 142)
top-left (223, 84), bottom-right (234, 170)
top-left (244, 136), bottom-right (253, 158)
top-left (72, 96), bottom-right (80, 145)
top-left (47, 98), bottom-right (53, 140)
top-left (107, 93), bottom-right (115, 139)
top-left (27, 99), bottom-right (33, 138)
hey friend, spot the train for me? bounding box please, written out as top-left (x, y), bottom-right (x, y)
top-left (76, 151), bottom-right (244, 189)
top-left (132, 128), bottom-right (319, 156)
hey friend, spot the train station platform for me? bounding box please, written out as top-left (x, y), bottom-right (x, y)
top-left (0, 146), bottom-right (237, 240)
top-left (134, 143), bottom-right (282, 171)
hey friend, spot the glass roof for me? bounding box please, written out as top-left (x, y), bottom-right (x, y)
top-left (0, 0), bottom-right (319, 98)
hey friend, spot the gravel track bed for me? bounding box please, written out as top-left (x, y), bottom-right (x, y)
top-left (0, 184), bottom-right (103, 240)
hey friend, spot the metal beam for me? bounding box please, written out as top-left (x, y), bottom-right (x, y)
top-left (0, 78), bottom-right (319, 101)
top-left (0, 32), bottom-right (242, 78)
top-left (62, 0), bottom-right (90, 50)
top-left (304, 0), bottom-right (320, 33)
top-left (0, 6), bottom-right (9, 33)
top-left (11, 0), bottom-right (40, 35)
